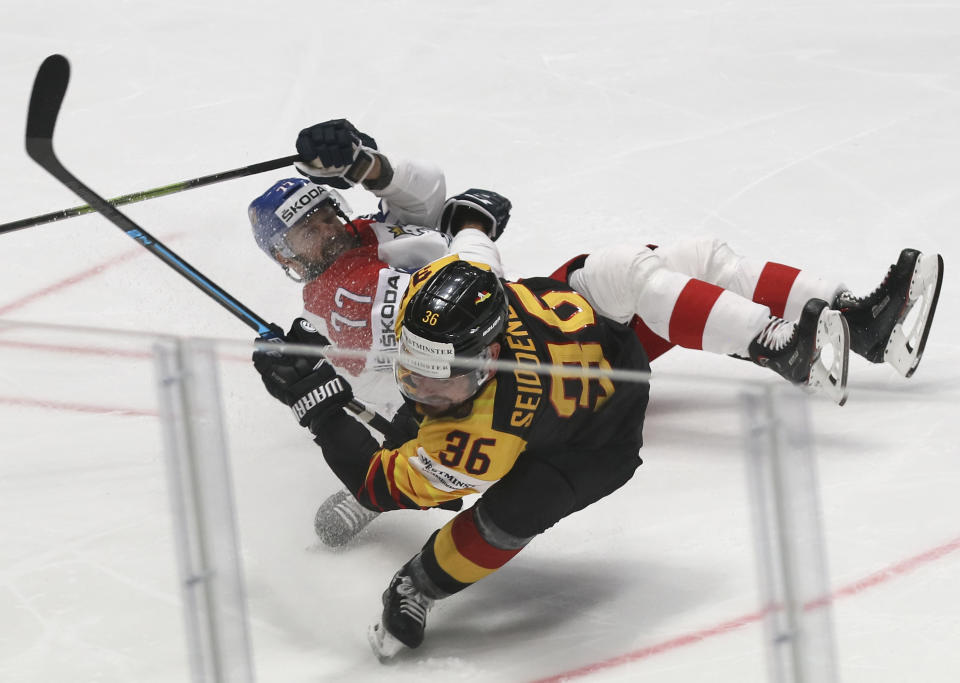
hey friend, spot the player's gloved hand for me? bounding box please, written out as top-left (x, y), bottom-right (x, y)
top-left (253, 318), bottom-right (353, 426)
top-left (439, 188), bottom-right (512, 241)
top-left (253, 318), bottom-right (326, 403)
top-left (295, 119), bottom-right (378, 189)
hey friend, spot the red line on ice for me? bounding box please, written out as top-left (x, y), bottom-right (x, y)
top-left (0, 248), bottom-right (142, 316)
top-left (531, 534), bottom-right (960, 682)
top-left (0, 395), bottom-right (158, 417)
top-left (0, 231), bottom-right (184, 317)
top-left (0, 339), bottom-right (249, 363)
top-left (0, 339), bottom-right (153, 359)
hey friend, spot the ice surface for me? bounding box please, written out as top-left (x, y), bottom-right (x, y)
top-left (1, 1), bottom-right (958, 681)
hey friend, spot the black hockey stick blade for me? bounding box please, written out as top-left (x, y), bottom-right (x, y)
top-left (26, 54), bottom-right (70, 157)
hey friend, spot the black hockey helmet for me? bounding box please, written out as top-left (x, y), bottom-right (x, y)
top-left (395, 256), bottom-right (509, 407)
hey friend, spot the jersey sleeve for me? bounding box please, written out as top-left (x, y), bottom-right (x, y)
top-left (369, 222), bottom-right (451, 271)
top-left (449, 229), bottom-right (504, 277)
top-left (372, 158), bottom-right (446, 227)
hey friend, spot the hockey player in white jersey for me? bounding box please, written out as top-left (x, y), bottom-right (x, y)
top-left (249, 120), bottom-right (512, 544)
top-left (248, 120), bottom-right (508, 418)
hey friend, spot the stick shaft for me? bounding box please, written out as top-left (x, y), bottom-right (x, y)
top-left (2, 154), bottom-right (299, 235)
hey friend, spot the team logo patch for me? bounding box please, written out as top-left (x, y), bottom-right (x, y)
top-left (475, 291), bottom-right (491, 305)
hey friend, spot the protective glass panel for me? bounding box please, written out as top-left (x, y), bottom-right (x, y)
top-left (0, 322), bottom-right (190, 683)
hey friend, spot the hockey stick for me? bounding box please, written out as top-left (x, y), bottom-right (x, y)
top-left (1, 154), bottom-right (299, 235)
top-left (25, 54), bottom-right (401, 440)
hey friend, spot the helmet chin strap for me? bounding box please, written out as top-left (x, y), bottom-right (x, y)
top-left (333, 203), bottom-right (362, 238)
top-left (281, 263), bottom-right (306, 283)
top-left (282, 256), bottom-right (330, 283)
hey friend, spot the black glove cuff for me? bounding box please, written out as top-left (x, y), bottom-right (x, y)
top-left (361, 153), bottom-right (394, 191)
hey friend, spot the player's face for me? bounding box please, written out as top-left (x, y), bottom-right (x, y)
top-left (396, 367), bottom-right (481, 413)
top-left (282, 204), bottom-right (357, 272)
top-left (395, 343), bottom-right (500, 416)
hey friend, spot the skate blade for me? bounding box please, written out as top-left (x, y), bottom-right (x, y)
top-left (809, 309), bottom-right (850, 406)
top-left (368, 622), bottom-right (406, 662)
top-left (885, 252), bottom-right (944, 378)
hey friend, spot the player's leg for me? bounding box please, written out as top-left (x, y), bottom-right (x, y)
top-left (368, 444), bottom-right (642, 659)
top-left (655, 237), bottom-right (843, 321)
top-left (655, 239), bottom-right (944, 376)
top-left (834, 249), bottom-right (943, 377)
top-left (568, 248), bottom-right (849, 402)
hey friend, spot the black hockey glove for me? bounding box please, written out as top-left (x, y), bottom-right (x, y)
top-left (295, 119), bottom-right (378, 190)
top-left (253, 318), bottom-right (353, 427)
top-left (439, 188), bottom-right (512, 241)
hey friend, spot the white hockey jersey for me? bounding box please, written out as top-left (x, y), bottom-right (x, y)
top-left (299, 158), bottom-right (502, 417)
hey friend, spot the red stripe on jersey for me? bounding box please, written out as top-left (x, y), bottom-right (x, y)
top-left (548, 254), bottom-right (588, 284)
top-left (450, 510), bottom-right (523, 570)
top-left (362, 457), bottom-right (383, 511)
top-left (752, 262), bottom-right (800, 319)
top-left (385, 451), bottom-right (409, 510)
top-left (668, 280), bottom-right (724, 350)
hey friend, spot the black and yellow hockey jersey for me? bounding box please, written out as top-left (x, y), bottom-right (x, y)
top-left (354, 275), bottom-right (651, 510)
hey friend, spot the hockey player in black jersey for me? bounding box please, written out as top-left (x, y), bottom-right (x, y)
top-left (255, 254), bottom-right (653, 659)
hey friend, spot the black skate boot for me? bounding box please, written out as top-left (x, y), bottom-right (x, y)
top-left (313, 489), bottom-right (379, 547)
top-left (833, 248), bottom-right (943, 377)
top-left (368, 568), bottom-right (435, 660)
top-left (749, 298), bottom-right (850, 405)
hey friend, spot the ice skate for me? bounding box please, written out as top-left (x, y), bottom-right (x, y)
top-left (833, 248), bottom-right (944, 377)
top-left (368, 569), bottom-right (434, 661)
top-left (313, 489), bottom-right (380, 547)
top-left (749, 298), bottom-right (850, 405)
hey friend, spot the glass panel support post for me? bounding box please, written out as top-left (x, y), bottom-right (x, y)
top-left (741, 386), bottom-right (839, 683)
top-left (153, 338), bottom-right (255, 683)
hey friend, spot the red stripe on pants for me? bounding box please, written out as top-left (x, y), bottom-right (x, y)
top-left (630, 316), bottom-right (674, 362)
top-left (450, 509), bottom-right (523, 570)
top-left (668, 280), bottom-right (724, 350)
top-left (752, 262), bottom-right (800, 318)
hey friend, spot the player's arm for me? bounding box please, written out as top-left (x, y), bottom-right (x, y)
top-left (294, 119), bottom-right (447, 227)
top-left (371, 186), bottom-right (513, 275)
top-left (440, 189), bottom-right (512, 276)
top-left (253, 330), bottom-right (465, 512)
